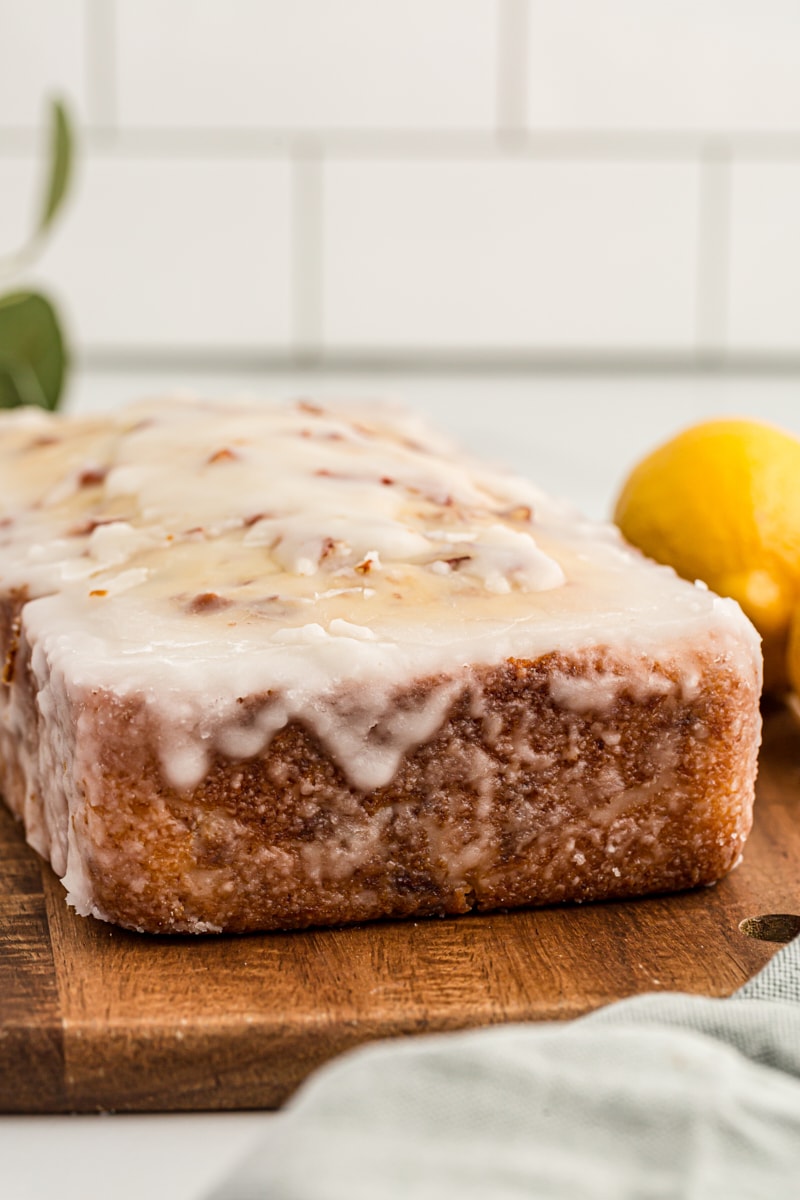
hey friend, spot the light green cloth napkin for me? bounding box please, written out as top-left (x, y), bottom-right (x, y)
top-left (209, 939), bottom-right (800, 1200)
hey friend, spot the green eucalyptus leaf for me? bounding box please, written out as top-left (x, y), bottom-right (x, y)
top-left (0, 99), bottom-right (74, 278)
top-left (0, 291), bottom-right (67, 411)
top-left (37, 99), bottom-right (73, 237)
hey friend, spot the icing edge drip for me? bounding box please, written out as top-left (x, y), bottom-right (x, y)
top-left (0, 397), bottom-right (763, 796)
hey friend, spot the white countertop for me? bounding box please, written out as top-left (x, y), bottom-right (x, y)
top-left (2, 369), bottom-right (799, 1200)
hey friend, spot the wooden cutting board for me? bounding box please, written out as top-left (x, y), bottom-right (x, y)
top-left (2, 710), bottom-right (798, 1114)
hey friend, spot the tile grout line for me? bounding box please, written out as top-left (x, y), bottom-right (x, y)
top-left (85, 0), bottom-right (117, 136)
top-left (695, 141), bottom-right (732, 354)
top-left (74, 348), bottom-right (800, 376)
top-left (3, 125), bottom-right (800, 163)
top-left (496, 0), bottom-right (529, 140)
top-left (291, 142), bottom-right (324, 354)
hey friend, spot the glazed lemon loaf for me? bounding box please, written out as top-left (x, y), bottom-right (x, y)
top-left (0, 399), bottom-right (762, 932)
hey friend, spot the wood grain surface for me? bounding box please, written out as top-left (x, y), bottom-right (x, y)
top-left (1, 710), bottom-right (798, 1114)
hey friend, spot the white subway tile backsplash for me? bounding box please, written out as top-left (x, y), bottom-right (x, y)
top-left (3, 0), bottom-right (799, 364)
top-left (0, 156), bottom-right (40, 250)
top-left (527, 0), bottom-right (800, 131)
top-left (729, 163), bottom-right (800, 350)
top-left (323, 160), bottom-right (699, 349)
top-left (12, 156), bottom-right (292, 350)
top-left (0, 0), bottom-right (86, 128)
top-left (115, 0), bottom-right (496, 132)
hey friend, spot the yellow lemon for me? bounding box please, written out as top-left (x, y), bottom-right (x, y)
top-left (614, 418), bottom-right (800, 692)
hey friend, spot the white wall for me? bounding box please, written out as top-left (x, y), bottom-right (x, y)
top-left (2, 0), bottom-right (800, 367)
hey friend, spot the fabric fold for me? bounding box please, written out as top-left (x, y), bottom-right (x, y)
top-left (207, 939), bottom-right (800, 1200)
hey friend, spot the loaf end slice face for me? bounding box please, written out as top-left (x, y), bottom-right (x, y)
top-left (0, 401), bottom-right (762, 933)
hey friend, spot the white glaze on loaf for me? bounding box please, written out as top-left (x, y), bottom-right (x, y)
top-left (0, 398), bottom-right (760, 800)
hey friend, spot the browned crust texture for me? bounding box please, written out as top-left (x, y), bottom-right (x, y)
top-left (0, 586), bottom-right (760, 933)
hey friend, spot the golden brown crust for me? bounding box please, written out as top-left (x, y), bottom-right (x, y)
top-left (54, 670), bottom-right (769, 929)
top-left (0, 592), bottom-right (761, 934)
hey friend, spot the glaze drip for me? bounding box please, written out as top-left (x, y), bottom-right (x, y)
top-left (0, 398), bottom-right (760, 791)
